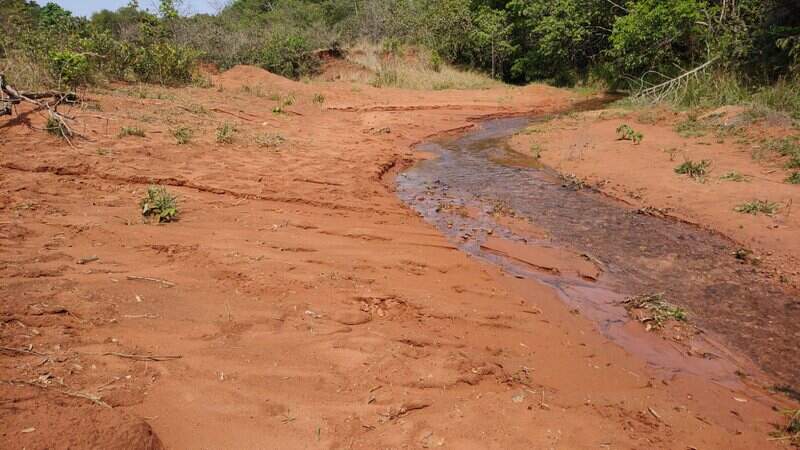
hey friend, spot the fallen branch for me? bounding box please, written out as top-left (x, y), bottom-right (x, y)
top-left (632, 58), bottom-right (719, 103)
top-left (126, 275), bottom-right (176, 287)
top-left (3, 379), bottom-right (111, 408)
top-left (102, 352), bottom-right (182, 362)
top-left (0, 72), bottom-right (79, 143)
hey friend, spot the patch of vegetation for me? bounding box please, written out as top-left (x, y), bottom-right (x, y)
top-left (215, 122), bottom-right (237, 144)
top-left (560, 173), bottom-right (588, 190)
top-left (240, 84), bottom-right (267, 97)
top-left (45, 116), bottom-right (69, 139)
top-left (735, 200), bottom-right (779, 216)
top-left (785, 172), bottom-right (800, 184)
top-left (621, 293), bottom-right (688, 330)
top-left (119, 126), bottom-right (146, 138)
top-left (764, 136), bottom-right (800, 168)
top-left (675, 116), bottom-right (707, 138)
top-left (616, 124), bottom-right (643, 144)
top-left (719, 171), bottom-right (749, 182)
top-left (312, 93), bottom-right (325, 105)
top-left (254, 133), bottom-right (286, 149)
top-left (674, 160), bottom-right (711, 180)
top-left (140, 186), bottom-right (178, 223)
top-left (769, 409), bottom-right (799, 446)
top-left (172, 126), bottom-right (192, 145)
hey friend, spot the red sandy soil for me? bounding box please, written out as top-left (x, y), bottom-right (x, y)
top-left (1, 66), bottom-right (796, 448)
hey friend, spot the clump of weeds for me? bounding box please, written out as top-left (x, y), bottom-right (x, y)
top-left (140, 186), bottom-right (179, 223)
top-left (172, 126), bottom-right (192, 145)
top-left (674, 159), bottom-right (711, 181)
top-left (216, 122), bottom-right (236, 144)
top-left (769, 409), bottom-right (799, 446)
top-left (735, 200), bottom-right (779, 215)
top-left (786, 172), bottom-right (800, 184)
top-left (675, 116), bottom-right (708, 138)
top-left (254, 132), bottom-right (286, 149)
top-left (118, 126), bottom-right (145, 138)
top-left (312, 93), bottom-right (325, 104)
top-left (621, 293), bottom-right (688, 331)
top-left (616, 124), bottom-right (643, 144)
top-left (720, 171), bottom-right (749, 182)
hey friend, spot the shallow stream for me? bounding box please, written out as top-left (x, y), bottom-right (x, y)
top-left (397, 101), bottom-right (799, 393)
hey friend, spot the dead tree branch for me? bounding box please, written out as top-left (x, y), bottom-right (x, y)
top-left (0, 72), bottom-right (79, 143)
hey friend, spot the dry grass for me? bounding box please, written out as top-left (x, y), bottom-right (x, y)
top-left (0, 51), bottom-right (55, 91)
top-left (343, 41), bottom-right (502, 91)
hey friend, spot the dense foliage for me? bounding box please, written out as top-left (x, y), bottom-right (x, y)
top-left (1, 0), bottom-right (798, 107)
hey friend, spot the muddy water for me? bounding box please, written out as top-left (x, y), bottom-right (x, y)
top-left (397, 105), bottom-right (800, 393)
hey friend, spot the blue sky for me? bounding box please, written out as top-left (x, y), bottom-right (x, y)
top-left (49, 0), bottom-right (219, 17)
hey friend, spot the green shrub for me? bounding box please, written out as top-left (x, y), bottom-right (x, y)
top-left (48, 50), bottom-right (89, 87)
top-left (616, 124), bottom-right (643, 144)
top-left (259, 34), bottom-right (319, 79)
top-left (312, 93), bottom-right (325, 104)
top-left (786, 172), bottom-right (800, 184)
top-left (140, 185), bottom-right (179, 223)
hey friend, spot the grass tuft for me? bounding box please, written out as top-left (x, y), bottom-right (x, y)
top-left (215, 122), bottom-right (236, 144)
top-left (674, 159), bottom-right (711, 180)
top-left (140, 186), bottom-right (179, 223)
top-left (254, 132), bottom-right (286, 149)
top-left (785, 172), bottom-right (800, 184)
top-left (735, 200), bottom-right (779, 215)
top-left (118, 126), bottom-right (145, 138)
top-left (172, 126), bottom-right (192, 145)
top-left (720, 170), bottom-right (748, 182)
top-left (622, 293), bottom-right (688, 330)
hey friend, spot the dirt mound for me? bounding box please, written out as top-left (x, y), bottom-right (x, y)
top-left (1, 385), bottom-right (162, 450)
top-left (214, 65), bottom-right (304, 91)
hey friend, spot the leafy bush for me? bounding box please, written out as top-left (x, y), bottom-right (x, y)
top-left (259, 34), bottom-right (319, 79)
top-left (140, 185), bottom-right (179, 223)
top-left (786, 172), bottom-right (800, 184)
top-left (48, 50), bottom-right (90, 87)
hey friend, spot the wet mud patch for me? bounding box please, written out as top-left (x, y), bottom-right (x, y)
top-left (397, 105), bottom-right (800, 392)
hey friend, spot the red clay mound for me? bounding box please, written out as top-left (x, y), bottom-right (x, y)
top-left (213, 65), bottom-right (305, 92)
top-left (1, 385), bottom-right (162, 450)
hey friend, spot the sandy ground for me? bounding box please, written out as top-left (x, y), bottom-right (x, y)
top-left (1, 66), bottom-right (796, 448)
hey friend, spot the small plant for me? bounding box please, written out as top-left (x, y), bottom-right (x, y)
top-left (616, 124), bottom-right (643, 144)
top-left (735, 200), bottom-right (779, 215)
top-left (770, 409), bottom-right (799, 445)
top-left (621, 293), bottom-right (688, 330)
top-left (674, 159), bottom-right (711, 180)
top-left (530, 143), bottom-right (542, 159)
top-left (216, 122), bottom-right (236, 144)
top-left (45, 115), bottom-right (69, 138)
top-left (719, 171), bottom-right (748, 182)
top-left (675, 116), bottom-right (707, 138)
top-left (172, 126), bottom-right (192, 145)
top-left (254, 132), bottom-right (286, 149)
top-left (140, 186), bottom-right (178, 223)
top-left (119, 126), bottom-right (145, 138)
top-left (312, 93), bottom-right (325, 104)
top-left (786, 171), bottom-right (800, 184)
